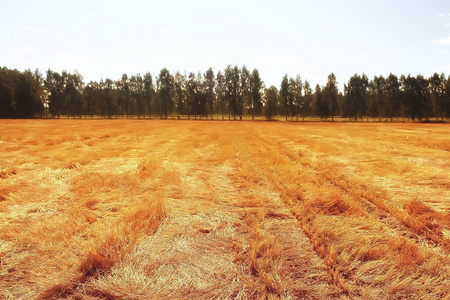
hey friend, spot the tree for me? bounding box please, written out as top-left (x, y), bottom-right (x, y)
top-left (264, 86), bottom-right (278, 120)
top-left (186, 72), bottom-right (199, 119)
top-left (385, 73), bottom-right (401, 122)
top-left (337, 91), bottom-right (344, 117)
top-left (45, 69), bottom-right (67, 118)
top-left (417, 74), bottom-right (431, 120)
top-left (291, 75), bottom-right (303, 121)
top-left (370, 75), bottom-right (386, 121)
top-left (323, 73), bottom-right (338, 121)
top-left (31, 69), bottom-right (45, 117)
top-left (0, 67), bottom-right (44, 118)
top-left (344, 74), bottom-right (369, 121)
top-left (445, 76), bottom-right (450, 120)
top-left (173, 72), bottom-right (186, 119)
top-left (196, 72), bottom-right (207, 118)
top-left (83, 81), bottom-right (98, 118)
top-left (14, 70), bottom-right (44, 118)
top-left (314, 84), bottom-right (328, 119)
top-left (157, 68), bottom-right (174, 119)
top-left (249, 69), bottom-right (264, 120)
top-left (143, 72), bottom-right (154, 118)
top-left (4, 65), bottom-right (450, 122)
top-left (204, 68), bottom-right (215, 119)
top-left (288, 77), bottom-right (297, 121)
top-left (303, 80), bottom-right (313, 119)
top-left (215, 71), bottom-right (226, 120)
top-left (399, 75), bottom-right (408, 121)
top-left (224, 65), bottom-right (240, 120)
top-left (130, 74), bottom-right (144, 118)
top-left (117, 74), bottom-right (130, 117)
top-left (100, 78), bottom-right (115, 118)
top-left (279, 75), bottom-right (291, 120)
top-left (64, 71), bottom-right (84, 118)
top-left (0, 67), bottom-right (16, 118)
top-left (402, 74), bottom-right (429, 121)
top-left (240, 66), bottom-right (251, 120)
top-left (428, 73), bottom-right (446, 121)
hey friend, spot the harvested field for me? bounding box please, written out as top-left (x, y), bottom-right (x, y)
top-left (0, 119), bottom-right (449, 299)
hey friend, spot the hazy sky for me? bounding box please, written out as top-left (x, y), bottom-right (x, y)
top-left (2, 0), bottom-right (450, 90)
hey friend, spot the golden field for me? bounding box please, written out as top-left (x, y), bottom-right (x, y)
top-left (0, 119), bottom-right (449, 299)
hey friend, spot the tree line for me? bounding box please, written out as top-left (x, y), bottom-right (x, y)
top-left (1, 66), bottom-right (449, 121)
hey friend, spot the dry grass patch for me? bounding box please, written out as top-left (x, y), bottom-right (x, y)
top-left (0, 119), bottom-right (449, 299)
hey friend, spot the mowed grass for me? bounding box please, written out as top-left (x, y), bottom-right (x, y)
top-left (0, 119), bottom-right (449, 299)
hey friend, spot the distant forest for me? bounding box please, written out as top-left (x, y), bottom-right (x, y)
top-left (1, 66), bottom-right (449, 121)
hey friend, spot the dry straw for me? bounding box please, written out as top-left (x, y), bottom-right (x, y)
top-left (0, 119), bottom-right (449, 299)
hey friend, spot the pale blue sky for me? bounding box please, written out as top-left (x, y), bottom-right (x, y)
top-left (2, 0), bottom-right (450, 90)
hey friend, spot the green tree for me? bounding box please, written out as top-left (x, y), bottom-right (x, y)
top-left (117, 74), bottom-right (130, 117)
top-left (0, 67), bottom-right (44, 118)
top-left (204, 68), bottom-right (215, 119)
top-left (323, 73), bottom-right (338, 121)
top-left (31, 69), bottom-right (45, 117)
top-left (173, 72), bottom-right (186, 119)
top-left (143, 72), bottom-right (154, 118)
top-left (100, 78), bottom-right (115, 118)
top-left (157, 68), bottom-right (174, 119)
top-left (240, 66), bottom-right (251, 120)
top-left (445, 76), bottom-right (450, 120)
top-left (291, 75), bottom-right (303, 121)
top-left (249, 68), bottom-right (264, 120)
top-left (215, 71), bottom-right (227, 120)
top-left (45, 69), bottom-right (67, 118)
top-left (130, 74), bottom-right (145, 118)
top-left (186, 72), bottom-right (199, 119)
top-left (399, 75), bottom-right (408, 121)
top-left (279, 75), bottom-right (291, 120)
top-left (428, 73), bottom-right (446, 121)
top-left (288, 77), bottom-right (297, 121)
top-left (83, 81), bottom-right (99, 118)
top-left (64, 71), bottom-right (84, 118)
top-left (197, 72), bottom-right (207, 118)
top-left (264, 86), bottom-right (278, 120)
top-left (314, 84), bottom-right (328, 119)
top-left (385, 73), bottom-right (401, 122)
top-left (224, 65), bottom-right (240, 120)
top-left (14, 70), bottom-right (43, 118)
top-left (344, 74), bottom-right (369, 121)
top-left (402, 74), bottom-right (429, 121)
top-left (370, 75), bottom-right (386, 121)
top-left (303, 80), bottom-right (313, 119)
top-left (0, 67), bottom-right (16, 118)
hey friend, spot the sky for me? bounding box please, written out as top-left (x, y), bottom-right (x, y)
top-left (2, 0), bottom-right (450, 91)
